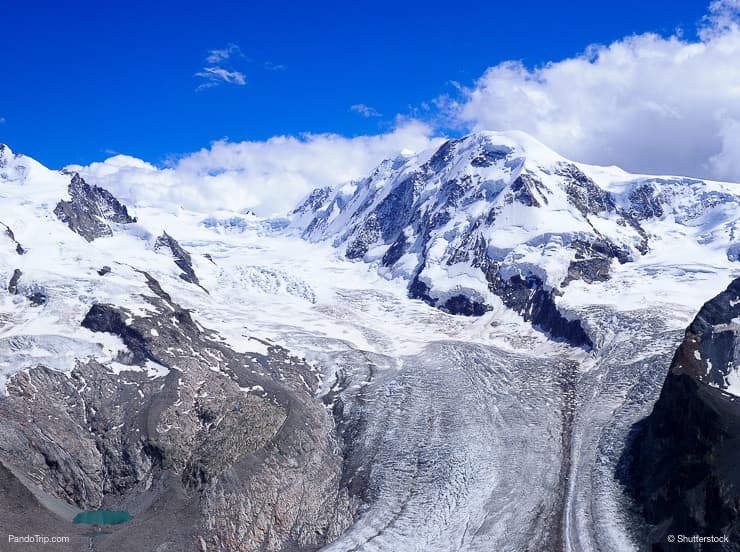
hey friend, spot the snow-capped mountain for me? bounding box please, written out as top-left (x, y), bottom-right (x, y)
top-left (1, 135), bottom-right (739, 552)
top-left (293, 131), bottom-right (739, 348)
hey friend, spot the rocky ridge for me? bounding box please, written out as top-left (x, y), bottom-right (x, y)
top-left (0, 166), bottom-right (356, 551)
top-left (623, 277), bottom-right (740, 550)
top-left (54, 173), bottom-right (136, 242)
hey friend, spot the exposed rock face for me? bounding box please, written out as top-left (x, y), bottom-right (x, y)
top-left (7, 268), bottom-right (22, 294)
top-left (409, 270), bottom-right (492, 317)
top-left (54, 173), bottom-right (135, 241)
top-left (154, 231), bottom-right (202, 288)
top-left (622, 277), bottom-right (740, 550)
top-left (290, 186), bottom-right (333, 229)
top-left (728, 243), bottom-right (740, 263)
top-left (1, 221), bottom-right (26, 254)
top-left (486, 269), bottom-right (593, 348)
top-left (0, 272), bottom-right (354, 551)
top-left (627, 182), bottom-right (665, 220)
top-left (558, 163), bottom-right (617, 216)
top-left (562, 238), bottom-right (631, 286)
top-left (410, 260), bottom-right (593, 347)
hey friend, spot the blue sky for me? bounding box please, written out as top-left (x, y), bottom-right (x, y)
top-left (1, 0), bottom-right (712, 168)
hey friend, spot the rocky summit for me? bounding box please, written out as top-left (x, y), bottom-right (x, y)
top-left (0, 134), bottom-right (739, 551)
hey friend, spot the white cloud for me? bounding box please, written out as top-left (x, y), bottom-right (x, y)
top-left (206, 43), bottom-right (242, 64)
top-left (708, 117), bottom-right (740, 179)
top-left (195, 67), bottom-right (247, 89)
top-left (0, 117), bottom-right (5, 124)
top-left (196, 44), bottom-right (247, 91)
top-left (66, 1), bottom-right (740, 225)
top-left (701, 0), bottom-right (740, 38)
top-left (68, 119), bottom-right (441, 216)
top-left (448, 0), bottom-right (740, 181)
top-left (350, 104), bottom-right (381, 118)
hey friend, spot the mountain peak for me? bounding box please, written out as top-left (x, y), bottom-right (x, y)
top-left (385, 130), bottom-right (567, 188)
top-left (459, 129), bottom-right (565, 164)
top-left (291, 130), bottom-right (739, 347)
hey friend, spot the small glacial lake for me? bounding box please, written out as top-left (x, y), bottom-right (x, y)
top-left (73, 510), bottom-right (132, 525)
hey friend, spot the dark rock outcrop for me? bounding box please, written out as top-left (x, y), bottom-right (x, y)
top-left (7, 268), bottom-right (22, 294)
top-left (627, 182), bottom-right (665, 220)
top-left (621, 277), bottom-right (740, 550)
top-left (562, 238), bottom-right (632, 286)
top-left (291, 186), bottom-right (333, 219)
top-left (408, 271), bottom-right (491, 317)
top-left (557, 163), bottom-right (617, 217)
top-left (154, 231), bottom-right (203, 288)
top-left (486, 269), bottom-right (593, 349)
top-left (82, 303), bottom-right (152, 366)
top-left (506, 173), bottom-right (546, 207)
top-left (408, 263), bottom-right (592, 348)
top-left (26, 289), bottom-right (47, 306)
top-left (54, 173), bottom-right (135, 242)
top-left (6, 270), bottom-right (47, 305)
top-left (1, 222), bottom-right (26, 254)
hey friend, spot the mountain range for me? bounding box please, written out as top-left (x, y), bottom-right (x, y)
top-left (0, 133), bottom-right (738, 551)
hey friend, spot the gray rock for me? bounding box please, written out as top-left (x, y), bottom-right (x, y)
top-left (54, 173), bottom-right (135, 242)
top-left (154, 232), bottom-right (204, 289)
top-left (728, 243), bottom-right (740, 262)
top-left (562, 238), bottom-right (632, 286)
top-left (485, 268), bottom-right (593, 349)
top-left (622, 277), bottom-right (740, 550)
top-left (1, 221), bottom-right (26, 254)
top-left (7, 268), bottom-right (22, 294)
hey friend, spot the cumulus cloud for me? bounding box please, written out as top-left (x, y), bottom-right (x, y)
top-left (447, 0), bottom-right (740, 181)
top-left (196, 43), bottom-right (247, 91)
top-left (350, 104), bottom-right (382, 118)
top-left (69, 119), bottom-right (441, 216)
top-left (67, 1), bottom-right (740, 223)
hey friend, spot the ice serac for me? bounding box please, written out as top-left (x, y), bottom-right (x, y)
top-left (293, 131), bottom-right (652, 347)
top-left (623, 277), bottom-right (740, 549)
top-left (54, 173), bottom-right (135, 241)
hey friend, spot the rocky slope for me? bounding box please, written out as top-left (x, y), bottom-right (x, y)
top-left (0, 144), bottom-right (355, 551)
top-left (623, 277), bottom-right (740, 550)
